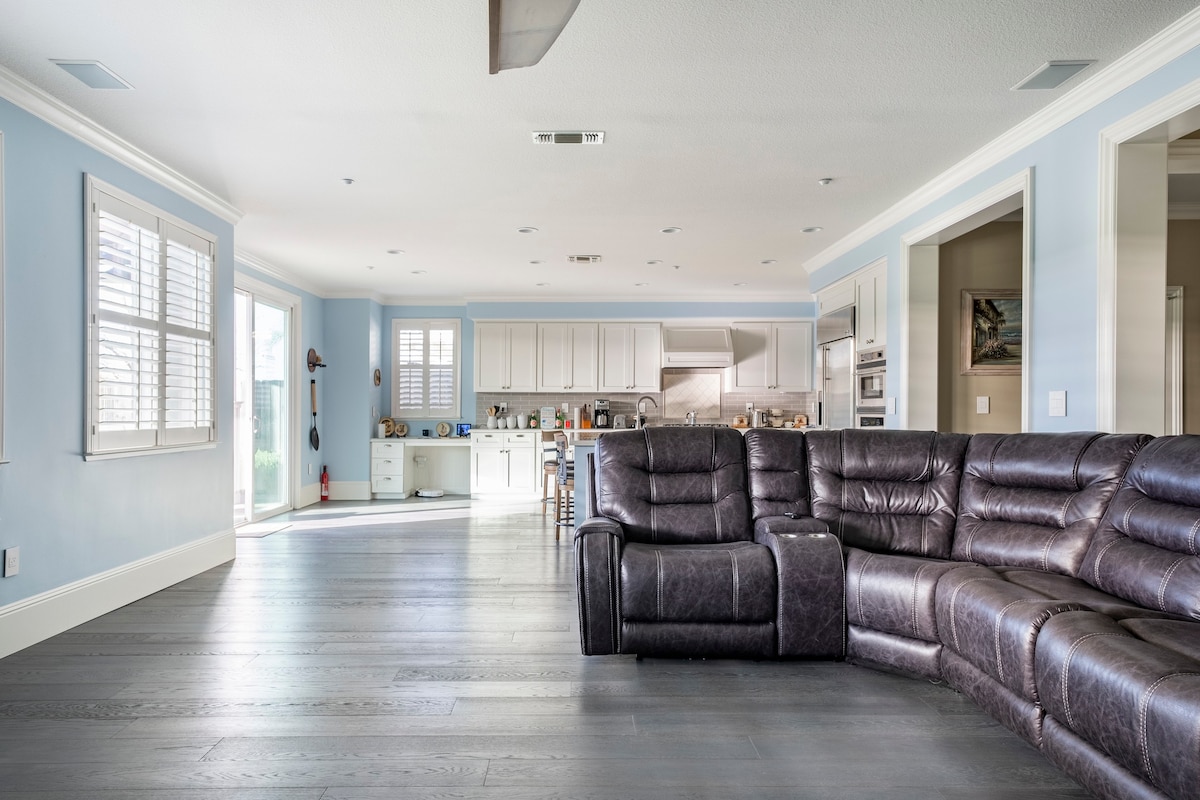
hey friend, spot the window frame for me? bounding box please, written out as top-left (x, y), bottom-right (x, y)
top-left (85, 175), bottom-right (218, 459)
top-left (391, 318), bottom-right (461, 419)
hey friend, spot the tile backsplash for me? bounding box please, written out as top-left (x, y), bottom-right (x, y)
top-left (477, 374), bottom-right (817, 429)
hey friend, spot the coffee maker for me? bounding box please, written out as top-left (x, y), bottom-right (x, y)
top-left (593, 399), bottom-right (611, 428)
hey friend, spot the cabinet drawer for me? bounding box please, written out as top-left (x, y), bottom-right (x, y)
top-left (503, 431), bottom-right (535, 446)
top-left (472, 431), bottom-right (504, 446)
top-left (372, 456), bottom-right (404, 476)
top-left (371, 440), bottom-right (404, 458)
top-left (371, 475), bottom-right (406, 494)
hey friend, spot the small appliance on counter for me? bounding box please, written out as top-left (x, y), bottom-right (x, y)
top-left (593, 399), bottom-right (611, 428)
top-left (612, 414), bottom-right (627, 429)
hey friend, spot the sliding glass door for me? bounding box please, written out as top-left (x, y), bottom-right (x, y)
top-left (234, 285), bottom-right (294, 524)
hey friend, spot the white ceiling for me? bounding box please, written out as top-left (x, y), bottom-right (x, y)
top-left (0, 0), bottom-right (1196, 302)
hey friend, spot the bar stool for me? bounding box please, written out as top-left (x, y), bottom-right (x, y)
top-left (541, 431), bottom-right (558, 516)
top-left (553, 432), bottom-right (574, 540)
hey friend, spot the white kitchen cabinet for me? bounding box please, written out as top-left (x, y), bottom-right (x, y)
top-left (730, 321), bottom-right (813, 392)
top-left (599, 322), bottom-right (661, 392)
top-left (370, 439), bottom-right (407, 497)
top-left (474, 322), bottom-right (537, 391)
top-left (470, 430), bottom-right (537, 494)
top-left (855, 263), bottom-right (887, 350)
top-left (816, 279), bottom-right (856, 316)
top-left (537, 323), bottom-right (598, 392)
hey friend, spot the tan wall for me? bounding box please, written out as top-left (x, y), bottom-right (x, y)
top-left (937, 221), bottom-right (1022, 433)
top-left (1167, 220), bottom-right (1200, 433)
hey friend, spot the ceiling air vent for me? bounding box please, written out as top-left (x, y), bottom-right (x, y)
top-left (567, 255), bottom-right (602, 264)
top-left (532, 131), bottom-right (605, 144)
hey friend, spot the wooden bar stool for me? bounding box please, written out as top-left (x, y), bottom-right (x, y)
top-left (541, 431), bottom-right (558, 516)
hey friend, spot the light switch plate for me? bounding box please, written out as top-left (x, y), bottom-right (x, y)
top-left (1049, 390), bottom-right (1067, 417)
top-left (3, 547), bottom-right (18, 577)
top-left (886, 397), bottom-right (896, 415)
top-left (976, 396), bottom-right (990, 414)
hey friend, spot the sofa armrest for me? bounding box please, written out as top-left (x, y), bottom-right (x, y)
top-left (755, 528), bottom-right (845, 658)
top-left (755, 514), bottom-right (832, 537)
top-left (574, 516), bottom-right (627, 655)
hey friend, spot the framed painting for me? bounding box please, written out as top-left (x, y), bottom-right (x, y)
top-left (961, 290), bottom-right (1022, 375)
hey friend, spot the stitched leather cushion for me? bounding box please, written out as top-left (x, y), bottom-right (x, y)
top-left (1079, 435), bottom-right (1200, 620)
top-left (844, 548), bottom-right (988, 643)
top-left (1035, 610), bottom-right (1200, 800)
top-left (620, 541), bottom-right (776, 623)
top-left (953, 432), bottom-right (1149, 576)
top-left (594, 427), bottom-right (751, 545)
top-left (806, 429), bottom-right (970, 558)
top-left (744, 428), bottom-right (811, 520)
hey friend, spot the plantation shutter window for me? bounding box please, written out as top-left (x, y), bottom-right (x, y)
top-left (392, 319), bottom-right (460, 418)
top-left (87, 176), bottom-right (217, 456)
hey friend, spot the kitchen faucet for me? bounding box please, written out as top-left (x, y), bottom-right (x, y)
top-left (685, 410), bottom-right (697, 426)
top-left (634, 395), bottom-right (658, 429)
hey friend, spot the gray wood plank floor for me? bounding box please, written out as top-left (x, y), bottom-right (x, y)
top-left (0, 501), bottom-right (1093, 798)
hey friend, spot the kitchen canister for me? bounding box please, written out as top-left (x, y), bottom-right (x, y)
top-left (487, 416), bottom-right (497, 428)
top-left (516, 413), bottom-right (528, 429)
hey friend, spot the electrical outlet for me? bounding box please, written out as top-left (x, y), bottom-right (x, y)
top-left (499, 402), bottom-right (508, 413)
top-left (976, 396), bottom-right (990, 414)
top-left (1049, 390), bottom-right (1067, 417)
top-left (3, 547), bottom-right (18, 577)
top-left (746, 402), bottom-right (755, 414)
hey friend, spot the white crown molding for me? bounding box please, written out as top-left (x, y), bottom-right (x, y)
top-left (804, 6), bottom-right (1200, 276)
top-left (461, 292), bottom-right (815, 305)
top-left (322, 289), bottom-right (390, 305)
top-left (0, 64), bottom-right (242, 225)
top-left (1167, 139), bottom-right (1200, 173)
top-left (234, 249), bottom-right (327, 297)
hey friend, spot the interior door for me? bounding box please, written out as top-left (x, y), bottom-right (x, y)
top-left (234, 288), bottom-right (293, 524)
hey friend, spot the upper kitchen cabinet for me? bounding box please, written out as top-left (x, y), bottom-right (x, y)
top-left (817, 280), bottom-right (856, 316)
top-left (855, 263), bottom-right (887, 350)
top-left (730, 321), bottom-right (813, 391)
top-left (474, 322), bottom-right (537, 391)
top-left (537, 323), bottom-right (598, 392)
top-left (599, 323), bottom-right (661, 392)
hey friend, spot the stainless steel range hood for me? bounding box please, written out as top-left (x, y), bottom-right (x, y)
top-left (661, 327), bottom-right (735, 368)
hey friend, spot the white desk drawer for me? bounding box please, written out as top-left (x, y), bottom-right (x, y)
top-left (371, 475), bottom-right (406, 494)
top-left (472, 431), bottom-right (504, 446)
top-left (371, 440), bottom-right (405, 458)
top-left (503, 431), bottom-right (535, 446)
top-left (372, 457), bottom-right (404, 476)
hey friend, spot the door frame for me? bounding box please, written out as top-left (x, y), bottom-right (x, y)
top-left (1166, 285), bottom-right (1184, 435)
top-left (898, 169), bottom-right (1032, 431)
top-left (234, 272), bottom-right (303, 521)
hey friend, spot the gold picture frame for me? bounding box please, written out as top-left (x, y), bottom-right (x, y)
top-left (961, 290), bottom-right (1022, 375)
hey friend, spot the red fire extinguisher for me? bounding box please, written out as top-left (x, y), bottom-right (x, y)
top-left (320, 465), bottom-right (330, 501)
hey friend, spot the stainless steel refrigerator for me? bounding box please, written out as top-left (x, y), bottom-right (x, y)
top-left (816, 307), bottom-right (855, 430)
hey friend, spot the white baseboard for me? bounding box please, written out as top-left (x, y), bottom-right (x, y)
top-left (329, 480), bottom-right (371, 501)
top-left (297, 482), bottom-right (321, 508)
top-left (0, 529), bottom-right (235, 659)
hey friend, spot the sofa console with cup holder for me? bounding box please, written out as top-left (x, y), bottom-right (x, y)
top-left (573, 426), bottom-right (1200, 800)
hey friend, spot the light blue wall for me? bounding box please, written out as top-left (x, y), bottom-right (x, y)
top-left (233, 262), bottom-right (326, 489)
top-left (323, 299), bottom-right (374, 483)
top-left (0, 98), bottom-right (235, 607)
top-left (810, 46), bottom-right (1200, 432)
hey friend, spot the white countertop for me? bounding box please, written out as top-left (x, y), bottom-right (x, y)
top-left (371, 437), bottom-right (471, 446)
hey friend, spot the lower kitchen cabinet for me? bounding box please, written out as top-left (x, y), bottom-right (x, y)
top-left (471, 430), bottom-right (537, 494)
top-left (370, 439), bottom-right (407, 497)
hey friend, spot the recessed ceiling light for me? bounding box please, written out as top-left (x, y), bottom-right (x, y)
top-left (761, 259), bottom-right (777, 265)
top-left (365, 265), bottom-right (375, 270)
top-left (802, 226), bottom-right (823, 234)
top-left (342, 178), bottom-right (355, 185)
top-left (817, 178), bottom-right (833, 186)
top-left (387, 249), bottom-right (404, 255)
top-left (733, 282), bottom-right (748, 287)
top-left (660, 227), bottom-right (682, 234)
top-left (536, 282), bottom-right (550, 286)
top-left (411, 270), bottom-right (427, 275)
top-left (1013, 60), bottom-right (1096, 91)
top-left (530, 260), bottom-right (544, 265)
top-left (635, 282), bottom-right (649, 287)
top-left (517, 226), bottom-right (538, 234)
top-left (51, 59), bottom-right (133, 90)
top-left (646, 260), bottom-right (662, 265)
top-left (673, 265), bottom-right (682, 270)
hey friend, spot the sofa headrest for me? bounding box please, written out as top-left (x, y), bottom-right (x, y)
top-left (1081, 434), bottom-right (1200, 620)
top-left (594, 427), bottom-right (751, 545)
top-left (744, 428), bottom-right (811, 521)
top-left (955, 432), bottom-right (1151, 576)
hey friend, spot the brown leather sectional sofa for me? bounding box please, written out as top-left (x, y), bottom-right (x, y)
top-left (574, 426), bottom-right (1200, 800)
